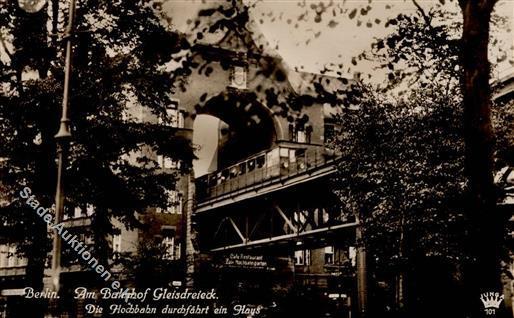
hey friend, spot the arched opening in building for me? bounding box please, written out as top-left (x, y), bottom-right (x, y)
top-left (192, 92), bottom-right (277, 178)
top-left (192, 114), bottom-right (222, 177)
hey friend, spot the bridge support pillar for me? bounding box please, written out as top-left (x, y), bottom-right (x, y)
top-left (185, 171), bottom-right (196, 288)
top-left (356, 223), bottom-right (368, 318)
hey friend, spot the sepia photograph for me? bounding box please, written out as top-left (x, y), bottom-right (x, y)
top-left (0, 0), bottom-right (514, 317)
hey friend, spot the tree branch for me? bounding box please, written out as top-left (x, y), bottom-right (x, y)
top-left (411, 0), bottom-right (431, 26)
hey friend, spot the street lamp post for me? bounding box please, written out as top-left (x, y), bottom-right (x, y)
top-left (51, 0), bottom-right (76, 294)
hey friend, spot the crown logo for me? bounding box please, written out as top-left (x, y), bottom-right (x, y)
top-left (480, 292), bottom-right (504, 309)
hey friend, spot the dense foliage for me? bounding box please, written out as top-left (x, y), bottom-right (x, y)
top-left (0, 0), bottom-right (193, 306)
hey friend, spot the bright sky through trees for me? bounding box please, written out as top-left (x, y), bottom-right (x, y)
top-left (166, 0), bottom-right (513, 79)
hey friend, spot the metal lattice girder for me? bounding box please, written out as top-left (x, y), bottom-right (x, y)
top-left (210, 221), bottom-right (358, 252)
top-left (202, 181), bottom-right (355, 250)
top-left (228, 217), bottom-right (246, 243)
top-left (273, 203), bottom-right (297, 234)
top-left (207, 203), bottom-right (356, 251)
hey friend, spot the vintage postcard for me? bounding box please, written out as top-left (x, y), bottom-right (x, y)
top-left (0, 0), bottom-right (513, 317)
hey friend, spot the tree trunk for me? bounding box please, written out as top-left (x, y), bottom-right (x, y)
top-left (459, 1), bottom-right (504, 317)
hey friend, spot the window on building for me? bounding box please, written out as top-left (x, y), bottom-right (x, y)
top-left (289, 123), bottom-right (312, 143)
top-left (294, 249), bottom-right (311, 266)
top-left (256, 155), bottom-right (266, 168)
top-left (208, 175), bottom-right (217, 187)
top-left (74, 206), bottom-right (84, 218)
top-left (82, 233), bottom-right (94, 245)
top-left (324, 123), bottom-right (335, 144)
top-left (0, 245), bottom-right (7, 268)
top-left (167, 108), bottom-right (185, 128)
top-left (247, 159), bottom-right (256, 172)
top-left (229, 166), bottom-right (238, 178)
top-left (238, 162), bottom-right (246, 175)
top-left (86, 204), bottom-right (95, 216)
top-left (156, 190), bottom-right (182, 214)
top-left (63, 206), bottom-right (73, 220)
top-left (297, 130), bottom-right (306, 143)
top-left (157, 155), bottom-right (181, 170)
top-left (222, 169), bottom-right (229, 181)
top-left (349, 246), bottom-right (357, 267)
top-left (161, 228), bottom-right (181, 261)
top-left (7, 245), bottom-right (18, 267)
top-left (64, 204), bottom-right (95, 220)
top-left (159, 100), bottom-right (184, 128)
top-left (296, 149), bottom-right (307, 170)
top-left (305, 125), bottom-right (313, 143)
top-left (230, 65), bottom-right (247, 89)
top-left (112, 234), bottom-right (122, 257)
top-left (325, 246), bottom-right (334, 265)
top-left (162, 236), bottom-right (175, 260)
top-left (8, 246), bottom-right (16, 267)
top-left (0, 244), bottom-right (26, 268)
top-left (294, 250), bottom-right (304, 265)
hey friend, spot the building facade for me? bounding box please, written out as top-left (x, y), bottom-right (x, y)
top-left (0, 4), bottom-right (364, 318)
top-left (172, 11), bottom-right (363, 318)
